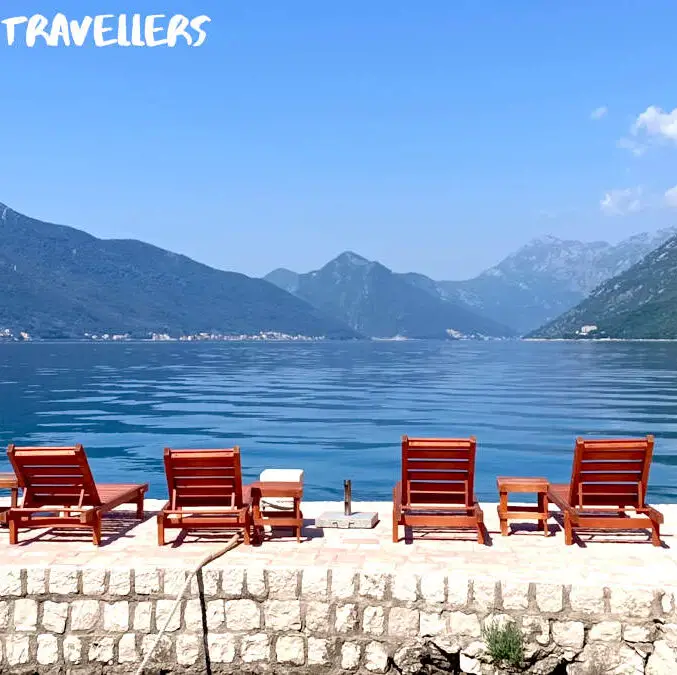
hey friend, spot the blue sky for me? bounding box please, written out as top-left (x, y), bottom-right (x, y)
top-left (1, 1), bottom-right (676, 280)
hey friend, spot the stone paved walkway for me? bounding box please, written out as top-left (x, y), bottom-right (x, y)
top-left (1, 499), bottom-right (675, 588)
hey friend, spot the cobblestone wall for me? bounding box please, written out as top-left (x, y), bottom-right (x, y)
top-left (0, 564), bottom-right (676, 674)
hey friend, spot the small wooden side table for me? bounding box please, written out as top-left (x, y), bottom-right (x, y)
top-left (497, 476), bottom-right (549, 536)
top-left (0, 472), bottom-right (19, 527)
top-left (250, 481), bottom-right (304, 543)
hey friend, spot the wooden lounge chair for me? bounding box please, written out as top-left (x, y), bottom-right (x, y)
top-left (393, 436), bottom-right (486, 544)
top-left (157, 447), bottom-right (253, 546)
top-left (548, 436), bottom-right (664, 546)
top-left (6, 444), bottom-right (148, 546)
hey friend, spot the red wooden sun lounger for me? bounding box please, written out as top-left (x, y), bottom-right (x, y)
top-left (6, 444), bottom-right (147, 546)
top-left (393, 436), bottom-right (486, 544)
top-left (548, 436), bottom-right (664, 546)
top-left (157, 447), bottom-right (254, 546)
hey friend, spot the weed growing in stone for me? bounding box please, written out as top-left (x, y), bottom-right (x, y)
top-left (482, 620), bottom-right (525, 668)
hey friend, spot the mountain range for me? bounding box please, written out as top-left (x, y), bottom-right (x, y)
top-left (265, 229), bottom-right (676, 336)
top-left (2, 199), bottom-right (676, 341)
top-left (0, 203), bottom-right (358, 339)
top-left (528, 234), bottom-right (677, 340)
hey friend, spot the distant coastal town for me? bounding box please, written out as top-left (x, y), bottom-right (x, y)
top-left (0, 328), bottom-right (325, 343)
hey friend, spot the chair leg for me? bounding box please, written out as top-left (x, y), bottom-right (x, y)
top-left (136, 494), bottom-right (145, 520)
top-left (564, 513), bottom-right (573, 546)
top-left (651, 519), bottom-right (661, 547)
top-left (243, 514), bottom-right (251, 546)
top-left (392, 509), bottom-right (398, 543)
top-left (157, 516), bottom-right (165, 546)
top-left (8, 517), bottom-right (18, 545)
top-left (92, 513), bottom-right (102, 546)
top-left (476, 522), bottom-right (485, 545)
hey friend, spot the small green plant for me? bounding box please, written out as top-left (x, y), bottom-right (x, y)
top-left (482, 619), bottom-right (525, 668)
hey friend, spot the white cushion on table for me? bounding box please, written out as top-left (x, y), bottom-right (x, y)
top-left (259, 469), bottom-right (304, 483)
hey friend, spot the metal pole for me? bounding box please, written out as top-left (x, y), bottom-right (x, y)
top-left (344, 480), bottom-right (352, 516)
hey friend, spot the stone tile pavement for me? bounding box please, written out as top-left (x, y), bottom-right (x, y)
top-left (0, 499), bottom-right (675, 588)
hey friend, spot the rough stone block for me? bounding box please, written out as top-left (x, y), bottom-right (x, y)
top-left (37, 634), bottom-right (59, 665)
top-left (472, 579), bottom-right (497, 611)
top-left (276, 635), bottom-right (305, 665)
top-left (448, 611), bottom-right (482, 637)
top-left (63, 636), bottom-right (82, 664)
top-left (195, 568), bottom-right (219, 596)
top-left (589, 620), bottom-right (622, 642)
top-left (118, 633), bottom-right (138, 663)
top-left (363, 606), bottom-right (386, 635)
top-left (502, 581), bottom-right (530, 610)
top-left (552, 620), bottom-right (585, 650)
top-left (221, 568), bottom-right (245, 598)
top-left (184, 599), bottom-right (202, 631)
top-left (535, 583), bottom-right (563, 613)
top-left (268, 568), bottom-right (299, 599)
top-left (26, 568), bottom-right (47, 595)
top-left (569, 585), bottom-right (605, 615)
top-left (522, 615), bottom-right (550, 646)
top-left (0, 568), bottom-right (22, 596)
top-left (365, 641), bottom-right (389, 672)
top-left (103, 601), bottom-right (129, 632)
top-left (141, 634), bottom-right (173, 662)
top-left (609, 587), bottom-right (655, 619)
top-left (133, 602), bottom-right (152, 632)
top-left (208, 634), bottom-right (236, 663)
top-left (109, 570), bottom-right (131, 596)
top-left (421, 572), bottom-right (446, 606)
top-left (82, 568), bottom-right (106, 596)
top-left (14, 598), bottom-right (38, 631)
top-left (177, 634), bottom-right (200, 666)
top-left (661, 624), bottom-right (677, 648)
top-left (134, 568), bottom-right (161, 595)
top-left (163, 569), bottom-right (187, 597)
top-left (49, 566), bottom-right (79, 595)
top-left (331, 569), bottom-right (356, 599)
top-left (6, 635), bottom-right (30, 666)
top-left (89, 636), bottom-right (115, 663)
top-left (206, 599), bottom-right (225, 630)
top-left (305, 602), bottom-right (330, 633)
top-left (336, 603), bottom-right (360, 633)
top-left (389, 606), bottom-right (419, 636)
top-left (302, 567), bottom-right (329, 601)
top-left (341, 641), bottom-right (361, 670)
top-left (71, 600), bottom-right (101, 631)
top-left (225, 598), bottom-right (260, 630)
top-left (392, 570), bottom-right (418, 603)
top-left (265, 599), bottom-right (301, 630)
top-left (359, 570), bottom-right (388, 600)
top-left (420, 611), bottom-right (446, 636)
top-left (308, 637), bottom-right (330, 665)
top-left (625, 624), bottom-right (654, 643)
top-left (241, 633), bottom-right (270, 663)
top-left (447, 576), bottom-right (470, 609)
top-left (646, 640), bottom-right (677, 675)
top-left (42, 601), bottom-right (68, 633)
top-left (156, 599), bottom-right (181, 632)
top-left (0, 601), bottom-right (9, 629)
top-left (246, 568), bottom-right (267, 599)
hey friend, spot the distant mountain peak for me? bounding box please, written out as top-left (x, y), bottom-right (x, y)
top-left (333, 251), bottom-right (371, 266)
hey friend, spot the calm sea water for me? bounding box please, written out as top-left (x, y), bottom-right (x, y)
top-left (1, 340), bottom-right (677, 502)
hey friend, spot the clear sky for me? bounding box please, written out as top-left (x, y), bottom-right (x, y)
top-left (1, 1), bottom-right (676, 280)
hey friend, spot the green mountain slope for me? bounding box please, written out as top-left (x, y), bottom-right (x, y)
top-left (267, 252), bottom-right (514, 338)
top-left (0, 203), bottom-right (358, 339)
top-left (528, 235), bottom-right (677, 339)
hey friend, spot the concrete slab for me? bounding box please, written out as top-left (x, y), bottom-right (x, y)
top-left (315, 511), bottom-right (379, 529)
